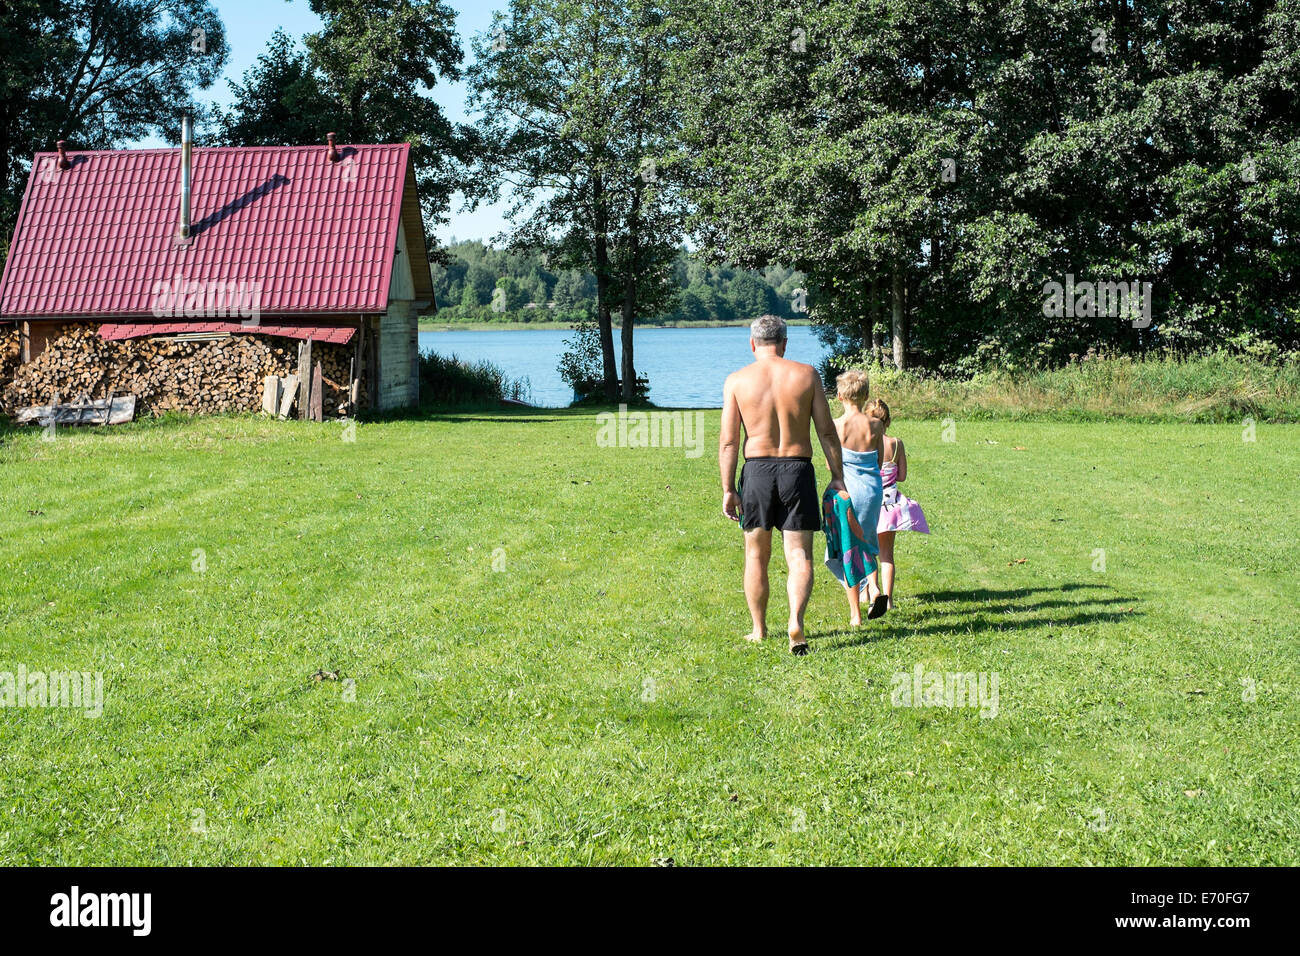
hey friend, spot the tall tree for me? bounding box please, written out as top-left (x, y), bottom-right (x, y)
top-left (302, 0), bottom-right (468, 231)
top-left (465, 0), bottom-right (684, 401)
top-left (611, 2), bottom-right (682, 401)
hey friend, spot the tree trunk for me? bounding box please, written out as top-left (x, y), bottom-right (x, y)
top-left (620, 178), bottom-right (643, 405)
top-left (620, 284), bottom-right (636, 404)
top-left (869, 278), bottom-right (882, 360)
top-left (592, 173), bottom-right (618, 400)
top-left (891, 270), bottom-right (907, 370)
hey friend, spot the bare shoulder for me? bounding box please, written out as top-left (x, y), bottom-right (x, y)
top-left (723, 366), bottom-right (749, 391)
top-left (784, 359), bottom-right (821, 385)
top-left (730, 363), bottom-right (762, 381)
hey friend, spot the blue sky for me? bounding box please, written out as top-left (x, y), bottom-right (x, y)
top-left (159, 0), bottom-right (509, 243)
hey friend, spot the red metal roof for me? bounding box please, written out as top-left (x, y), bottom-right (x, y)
top-left (98, 321), bottom-right (355, 344)
top-left (0, 143), bottom-right (413, 319)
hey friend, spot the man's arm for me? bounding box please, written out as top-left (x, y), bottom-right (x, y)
top-left (810, 373), bottom-right (845, 490)
top-left (719, 376), bottom-right (743, 521)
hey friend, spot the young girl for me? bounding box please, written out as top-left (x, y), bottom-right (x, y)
top-left (824, 370), bottom-right (888, 625)
top-left (864, 399), bottom-right (929, 611)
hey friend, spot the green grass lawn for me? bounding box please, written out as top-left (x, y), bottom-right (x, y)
top-left (1, 409), bottom-right (1296, 865)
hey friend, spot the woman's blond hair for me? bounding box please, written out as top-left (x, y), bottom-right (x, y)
top-left (835, 369), bottom-right (870, 406)
top-left (865, 397), bottom-right (891, 428)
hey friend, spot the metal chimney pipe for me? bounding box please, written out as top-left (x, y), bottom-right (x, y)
top-left (177, 114), bottom-right (193, 242)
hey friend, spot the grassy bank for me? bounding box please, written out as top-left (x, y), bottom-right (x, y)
top-left (1, 411), bottom-right (1296, 864)
top-left (850, 353), bottom-right (1300, 424)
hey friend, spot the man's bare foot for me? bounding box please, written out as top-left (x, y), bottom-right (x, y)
top-left (743, 629), bottom-right (765, 644)
top-left (849, 611), bottom-right (862, 627)
top-left (788, 626), bottom-right (809, 655)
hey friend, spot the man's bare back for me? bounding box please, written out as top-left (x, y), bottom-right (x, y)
top-left (725, 357), bottom-right (820, 458)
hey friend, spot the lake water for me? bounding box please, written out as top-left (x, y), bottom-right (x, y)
top-left (419, 325), bottom-right (830, 408)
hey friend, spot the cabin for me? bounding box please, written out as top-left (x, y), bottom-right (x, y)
top-left (0, 126), bottom-right (435, 418)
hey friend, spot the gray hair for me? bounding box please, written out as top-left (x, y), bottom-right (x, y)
top-left (750, 314), bottom-right (787, 345)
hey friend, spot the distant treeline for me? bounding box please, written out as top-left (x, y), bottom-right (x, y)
top-left (431, 241), bottom-right (806, 324)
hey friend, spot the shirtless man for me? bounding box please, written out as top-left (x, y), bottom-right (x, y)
top-left (719, 315), bottom-right (845, 655)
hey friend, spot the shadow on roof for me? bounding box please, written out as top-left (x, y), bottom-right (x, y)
top-left (190, 173), bottom-right (291, 238)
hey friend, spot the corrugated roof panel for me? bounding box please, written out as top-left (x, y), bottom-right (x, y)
top-left (0, 143), bottom-right (411, 318)
top-left (98, 321), bottom-right (356, 344)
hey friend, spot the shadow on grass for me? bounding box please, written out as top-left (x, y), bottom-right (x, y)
top-left (910, 583), bottom-right (1113, 603)
top-left (814, 581), bottom-right (1141, 651)
top-left (362, 402), bottom-right (582, 425)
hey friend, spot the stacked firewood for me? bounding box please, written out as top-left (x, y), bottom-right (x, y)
top-left (0, 327), bottom-right (20, 390)
top-left (2, 324), bottom-right (359, 418)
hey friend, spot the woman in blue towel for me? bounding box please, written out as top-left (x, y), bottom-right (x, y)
top-left (823, 369), bottom-right (887, 625)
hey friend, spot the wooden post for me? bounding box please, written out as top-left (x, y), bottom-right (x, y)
top-left (310, 361), bottom-right (323, 422)
top-left (352, 318), bottom-right (365, 411)
top-left (295, 340), bottom-right (305, 407)
top-left (297, 337), bottom-right (313, 420)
